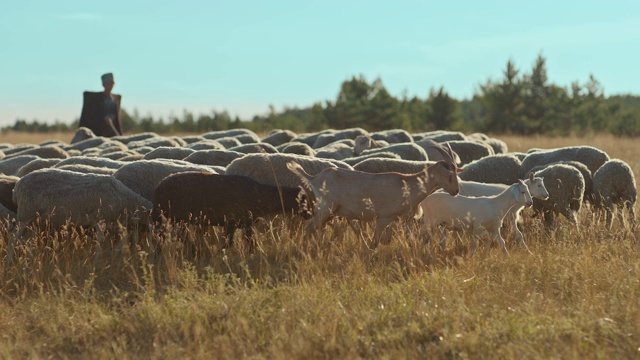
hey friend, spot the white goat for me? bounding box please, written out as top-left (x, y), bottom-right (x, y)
top-left (421, 180), bottom-right (533, 255)
top-left (454, 172), bottom-right (549, 251)
top-left (287, 145), bottom-right (460, 248)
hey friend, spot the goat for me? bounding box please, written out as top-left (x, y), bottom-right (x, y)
top-left (451, 172), bottom-right (549, 251)
top-left (421, 180), bottom-right (533, 255)
top-left (287, 145), bottom-right (460, 248)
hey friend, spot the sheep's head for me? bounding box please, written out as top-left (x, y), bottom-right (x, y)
top-left (353, 135), bottom-right (377, 156)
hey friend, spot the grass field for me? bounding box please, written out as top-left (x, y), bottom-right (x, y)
top-left (0, 132), bottom-right (638, 359)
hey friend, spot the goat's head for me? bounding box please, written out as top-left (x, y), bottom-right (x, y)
top-left (527, 171), bottom-right (550, 200)
top-left (429, 143), bottom-right (462, 196)
top-left (354, 135), bottom-right (376, 156)
top-left (515, 179), bottom-right (533, 207)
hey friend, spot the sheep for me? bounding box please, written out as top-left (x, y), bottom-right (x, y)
top-left (70, 127), bottom-right (96, 143)
top-left (0, 174), bottom-right (18, 213)
top-left (127, 137), bottom-right (180, 149)
top-left (312, 128), bottom-right (368, 148)
top-left (484, 137), bottom-right (509, 154)
top-left (261, 129), bottom-right (297, 147)
top-left (100, 150), bottom-right (142, 161)
top-left (421, 180), bottom-right (532, 255)
top-left (185, 140), bottom-right (226, 151)
top-left (353, 158), bottom-right (431, 175)
top-left (370, 129), bottom-right (413, 144)
top-left (181, 135), bottom-right (206, 144)
top-left (0, 150), bottom-right (4, 160)
top-left (413, 130), bottom-right (466, 143)
top-left (56, 164), bottom-right (118, 175)
top-left (225, 153), bottom-right (353, 190)
top-left (201, 129), bottom-right (260, 143)
top-left (0, 202), bottom-right (15, 221)
top-left (315, 142), bottom-right (355, 160)
top-left (529, 164), bottom-right (585, 228)
top-left (118, 154), bottom-right (145, 162)
top-left (183, 149), bottom-right (245, 167)
top-left (520, 146), bottom-right (609, 178)
top-left (361, 143), bottom-right (428, 161)
top-left (4, 145), bottom-right (69, 160)
top-left (142, 146), bottom-right (197, 160)
top-left (353, 134), bottom-right (389, 156)
top-left (54, 156), bottom-right (126, 170)
top-left (531, 161), bottom-right (594, 204)
top-left (277, 142), bottom-right (316, 156)
top-left (214, 137), bottom-right (243, 149)
top-left (341, 152), bottom-right (401, 166)
top-left (592, 159), bottom-right (637, 230)
top-left (15, 158), bottom-right (62, 177)
top-left (291, 130), bottom-right (336, 147)
top-left (113, 159), bottom-right (218, 200)
top-left (152, 172), bottom-right (310, 248)
top-left (169, 136), bottom-right (188, 147)
top-left (449, 172), bottom-right (549, 250)
top-left (287, 145), bottom-right (460, 247)
top-left (446, 140), bottom-right (494, 166)
top-left (459, 154), bottom-right (523, 185)
top-left (228, 143), bottom-right (279, 154)
top-left (3, 144), bottom-right (38, 156)
top-left (0, 155), bottom-right (40, 176)
top-left (13, 168), bottom-right (152, 229)
top-left (112, 132), bottom-right (160, 145)
top-left (64, 137), bottom-right (110, 152)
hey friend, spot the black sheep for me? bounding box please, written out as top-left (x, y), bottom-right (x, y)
top-left (151, 171), bottom-right (310, 247)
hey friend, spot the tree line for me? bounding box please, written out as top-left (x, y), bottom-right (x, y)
top-left (5, 54), bottom-right (640, 137)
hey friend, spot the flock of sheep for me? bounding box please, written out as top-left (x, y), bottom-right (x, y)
top-left (0, 126), bottom-right (637, 254)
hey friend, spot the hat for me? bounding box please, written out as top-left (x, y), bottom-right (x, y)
top-left (101, 73), bottom-right (114, 84)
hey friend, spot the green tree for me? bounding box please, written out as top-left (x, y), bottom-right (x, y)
top-left (479, 59), bottom-right (526, 134)
top-left (426, 86), bottom-right (461, 131)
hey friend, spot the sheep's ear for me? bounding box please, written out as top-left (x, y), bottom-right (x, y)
top-left (456, 168), bottom-right (464, 173)
top-left (529, 172), bottom-right (534, 181)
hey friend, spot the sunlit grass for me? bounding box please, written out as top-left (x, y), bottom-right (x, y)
top-left (0, 133), bottom-right (638, 358)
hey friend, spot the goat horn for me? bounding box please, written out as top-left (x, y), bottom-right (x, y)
top-left (430, 144), bottom-right (454, 166)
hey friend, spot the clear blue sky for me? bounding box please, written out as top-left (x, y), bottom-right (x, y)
top-left (1, 1), bottom-right (639, 127)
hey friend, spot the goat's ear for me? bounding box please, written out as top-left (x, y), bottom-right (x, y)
top-left (518, 179), bottom-right (526, 185)
top-left (529, 172), bottom-right (534, 181)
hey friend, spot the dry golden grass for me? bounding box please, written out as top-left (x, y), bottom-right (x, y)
top-left (0, 132), bottom-right (639, 359)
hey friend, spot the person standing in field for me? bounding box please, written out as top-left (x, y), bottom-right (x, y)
top-left (79, 72), bottom-right (123, 137)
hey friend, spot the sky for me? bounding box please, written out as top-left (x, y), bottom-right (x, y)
top-left (1, 0), bottom-right (639, 127)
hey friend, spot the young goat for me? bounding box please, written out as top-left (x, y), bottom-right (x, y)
top-left (452, 172), bottom-right (549, 251)
top-left (421, 180), bottom-right (533, 255)
top-left (287, 145), bottom-right (461, 248)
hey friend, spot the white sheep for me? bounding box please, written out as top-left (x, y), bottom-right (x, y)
top-left (54, 156), bottom-right (126, 170)
top-left (530, 164), bottom-right (585, 228)
top-left (360, 143), bottom-right (429, 161)
top-left (261, 129), bottom-right (298, 147)
top-left (459, 154), bottom-right (523, 185)
top-left (183, 149), bottom-right (245, 167)
top-left (0, 155), bottom-right (40, 176)
top-left (450, 172), bottom-right (549, 250)
top-left (446, 140), bottom-right (494, 166)
top-left (287, 145), bottom-right (460, 248)
top-left (225, 153), bottom-right (353, 190)
top-left (520, 146), bottom-right (609, 177)
top-left (421, 180), bottom-right (533, 255)
top-left (15, 158), bottom-right (62, 177)
top-left (353, 158), bottom-right (431, 174)
top-left (592, 159), bottom-right (637, 230)
top-left (142, 146), bottom-right (197, 160)
top-left (13, 168), bottom-right (152, 229)
top-left (113, 159), bottom-right (218, 200)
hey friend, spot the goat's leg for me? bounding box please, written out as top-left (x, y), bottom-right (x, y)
top-left (223, 222), bottom-right (237, 248)
top-left (371, 218), bottom-right (393, 249)
top-left (306, 206), bottom-right (332, 238)
top-left (491, 228), bottom-right (510, 256)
